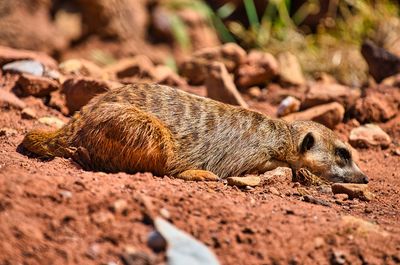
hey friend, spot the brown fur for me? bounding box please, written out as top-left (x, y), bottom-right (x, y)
top-left (22, 84), bottom-right (368, 183)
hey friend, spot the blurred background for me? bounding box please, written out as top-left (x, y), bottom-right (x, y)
top-left (1, 0), bottom-right (400, 86)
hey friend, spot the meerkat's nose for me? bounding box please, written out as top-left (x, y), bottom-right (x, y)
top-left (361, 175), bottom-right (369, 184)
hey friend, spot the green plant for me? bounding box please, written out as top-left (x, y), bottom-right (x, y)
top-left (163, 0), bottom-right (400, 86)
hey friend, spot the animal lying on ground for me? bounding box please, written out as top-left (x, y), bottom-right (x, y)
top-left (22, 83), bottom-right (369, 183)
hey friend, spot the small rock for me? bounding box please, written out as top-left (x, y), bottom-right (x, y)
top-left (227, 176), bottom-right (261, 187)
top-left (48, 90), bottom-right (69, 115)
top-left (91, 211), bottom-right (115, 225)
top-left (180, 43), bottom-right (246, 85)
top-left (331, 250), bottom-right (346, 265)
top-left (285, 208), bottom-right (295, 215)
top-left (0, 89), bottom-right (26, 109)
top-left (268, 187), bottom-right (280, 195)
top-left (361, 39), bottom-right (400, 82)
top-left (247, 86), bottom-right (262, 99)
top-left (38, 116), bottom-right (65, 129)
top-left (364, 206), bottom-right (373, 214)
top-left (277, 52), bottom-right (305, 86)
top-left (147, 231), bottom-right (167, 252)
top-left (340, 215), bottom-right (388, 236)
top-left (21, 108), bottom-right (37, 119)
top-left (59, 190), bottom-right (73, 199)
top-left (62, 77), bottom-right (114, 113)
top-left (0, 127), bottom-right (17, 137)
top-left (154, 65), bottom-right (186, 87)
top-left (103, 55), bottom-right (155, 81)
top-left (262, 167), bottom-right (293, 185)
top-left (314, 237), bottom-right (325, 248)
top-left (392, 148), bottom-right (400, 156)
top-left (159, 208), bottom-right (171, 219)
top-left (121, 246), bottom-right (154, 265)
top-left (236, 50), bottom-right (279, 88)
top-left (3, 60), bottom-right (44, 76)
top-left (59, 59), bottom-right (103, 78)
top-left (349, 124), bottom-right (391, 148)
top-left (205, 62), bottom-right (248, 108)
top-left (283, 102), bottom-right (345, 129)
top-left (302, 82), bottom-right (361, 110)
top-left (15, 73), bottom-right (59, 97)
top-left (86, 243), bottom-right (101, 259)
top-left (334, 193), bottom-right (349, 201)
top-left (0, 45), bottom-right (57, 69)
top-left (303, 195), bottom-right (331, 207)
top-left (277, 96), bottom-right (301, 117)
top-left (317, 185), bottom-right (332, 194)
top-left (331, 183), bottom-right (374, 201)
top-left (154, 217), bottom-right (220, 265)
top-left (110, 199), bottom-right (128, 215)
top-left (353, 86), bottom-right (400, 123)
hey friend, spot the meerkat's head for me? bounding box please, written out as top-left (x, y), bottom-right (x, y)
top-left (290, 121), bottom-right (368, 184)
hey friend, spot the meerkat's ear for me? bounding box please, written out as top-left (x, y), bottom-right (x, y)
top-left (300, 132), bottom-right (315, 153)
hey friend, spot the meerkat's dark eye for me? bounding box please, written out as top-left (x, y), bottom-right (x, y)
top-left (336, 148), bottom-right (351, 163)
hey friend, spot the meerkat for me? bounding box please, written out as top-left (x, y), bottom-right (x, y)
top-left (22, 83), bottom-right (369, 183)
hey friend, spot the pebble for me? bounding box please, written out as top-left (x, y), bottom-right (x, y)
top-left (349, 124), bottom-right (391, 148)
top-left (334, 193), bottom-right (349, 201)
top-left (317, 185), bottom-right (332, 194)
top-left (147, 231), bottom-right (167, 252)
top-left (205, 61), bottom-right (248, 108)
top-left (268, 187), bottom-right (280, 195)
top-left (2, 59), bottom-right (44, 76)
top-left (331, 183), bottom-right (374, 202)
top-left (121, 245), bottom-right (154, 265)
top-left (282, 102), bottom-right (345, 129)
top-left (364, 207), bottom-right (373, 214)
top-left (236, 50), bottom-right (279, 88)
top-left (0, 127), bottom-right (17, 137)
top-left (331, 250), bottom-right (346, 265)
top-left (392, 148), bottom-right (400, 156)
top-left (86, 243), bottom-right (101, 259)
top-left (159, 208), bottom-right (171, 219)
top-left (303, 195), bottom-right (331, 207)
top-left (0, 89), bottom-right (26, 110)
top-left (227, 176), bottom-right (261, 187)
top-left (21, 107), bottom-right (37, 119)
top-left (314, 237), bottom-right (325, 248)
top-left (15, 73), bottom-right (59, 97)
top-left (38, 116), bottom-right (65, 128)
top-left (262, 167), bottom-right (293, 185)
top-left (91, 211), bottom-right (115, 225)
top-left (340, 215), bottom-right (388, 236)
top-left (247, 86), bottom-right (262, 99)
top-left (154, 217), bottom-right (220, 264)
top-left (110, 199), bottom-right (128, 215)
top-left (277, 96), bottom-right (301, 117)
top-left (59, 190), bottom-right (73, 199)
top-left (59, 58), bottom-right (102, 78)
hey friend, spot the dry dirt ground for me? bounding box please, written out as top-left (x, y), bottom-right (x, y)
top-left (0, 91), bottom-right (399, 265)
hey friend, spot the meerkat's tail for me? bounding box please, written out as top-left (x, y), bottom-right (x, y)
top-left (22, 128), bottom-right (73, 158)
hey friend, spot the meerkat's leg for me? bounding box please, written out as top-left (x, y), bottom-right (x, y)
top-left (73, 104), bottom-right (177, 175)
top-left (260, 160), bottom-right (291, 172)
top-left (176, 169), bottom-right (220, 181)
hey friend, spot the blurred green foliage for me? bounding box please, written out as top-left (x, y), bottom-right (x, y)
top-left (164, 0), bottom-right (400, 86)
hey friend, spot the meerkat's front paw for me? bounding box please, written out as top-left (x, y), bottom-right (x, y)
top-left (71, 146), bottom-right (92, 170)
top-left (176, 170), bottom-right (220, 181)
